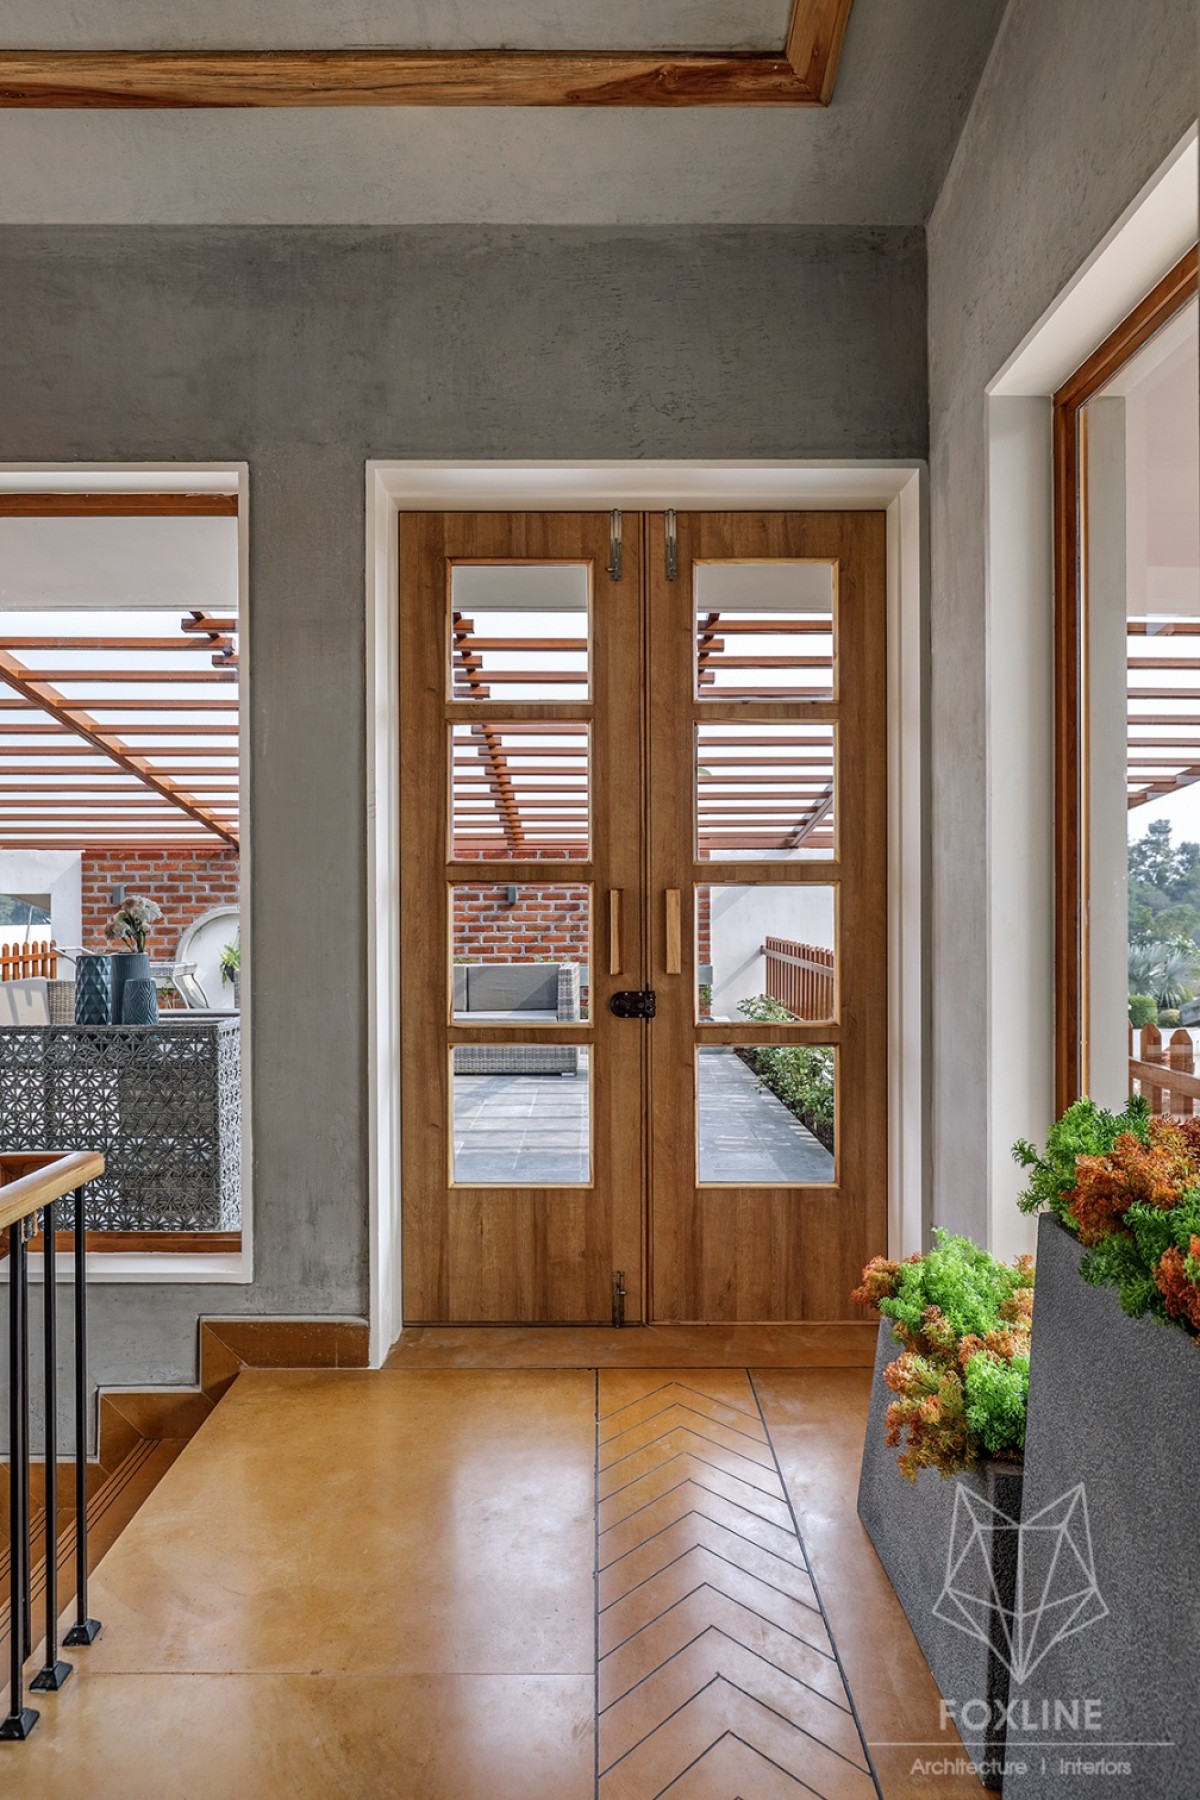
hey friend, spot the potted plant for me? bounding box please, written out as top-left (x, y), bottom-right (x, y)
top-left (1004, 1100), bottom-right (1199, 1795)
top-left (855, 1232), bottom-right (1034, 1788)
top-left (105, 893), bottom-right (163, 1024)
top-left (220, 937), bottom-right (241, 1008)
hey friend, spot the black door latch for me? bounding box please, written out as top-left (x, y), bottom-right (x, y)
top-left (609, 989), bottom-right (657, 1019)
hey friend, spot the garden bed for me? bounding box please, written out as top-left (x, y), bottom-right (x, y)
top-left (735, 996), bottom-right (835, 1150)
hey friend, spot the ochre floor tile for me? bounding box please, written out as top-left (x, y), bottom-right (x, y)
top-left (1, 1359), bottom-right (978, 1798)
top-left (597, 1511), bottom-right (817, 1611)
top-left (76, 1367), bottom-right (595, 1677)
top-left (599, 1545), bottom-right (824, 1655)
top-left (598, 1401), bottom-right (775, 1468)
top-left (598, 1454), bottom-right (793, 1534)
top-left (598, 1680), bottom-right (876, 1800)
top-left (599, 1633), bottom-right (864, 1769)
top-left (0, 1673), bottom-right (593, 1800)
top-left (753, 1368), bottom-right (986, 1798)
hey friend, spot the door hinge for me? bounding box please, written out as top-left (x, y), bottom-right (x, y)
top-left (612, 1270), bottom-right (627, 1328)
top-left (664, 508), bottom-right (678, 582)
top-left (606, 508), bottom-right (623, 582)
top-left (609, 989), bottom-right (657, 1019)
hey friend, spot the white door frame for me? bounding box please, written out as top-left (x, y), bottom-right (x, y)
top-left (366, 460), bottom-right (928, 1364)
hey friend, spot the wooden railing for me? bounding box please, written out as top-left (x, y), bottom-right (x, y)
top-left (763, 936), bottom-right (835, 1020)
top-left (1129, 1021), bottom-right (1200, 1117)
top-left (0, 939), bottom-right (58, 980)
top-left (1, 1150), bottom-right (105, 1742)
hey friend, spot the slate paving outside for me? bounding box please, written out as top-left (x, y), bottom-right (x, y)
top-left (452, 1046), bottom-right (834, 1185)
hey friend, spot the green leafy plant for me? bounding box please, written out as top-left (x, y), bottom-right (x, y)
top-left (1158, 1008), bottom-right (1182, 1028)
top-left (1129, 994), bottom-right (1158, 1029)
top-left (1128, 938), bottom-right (1198, 1009)
top-left (219, 938), bottom-right (240, 985)
top-left (1013, 1103), bottom-right (1200, 1348)
top-left (1012, 1094), bottom-right (1151, 1225)
top-left (735, 994), bottom-right (834, 1150)
top-left (852, 1231), bottom-right (1034, 1480)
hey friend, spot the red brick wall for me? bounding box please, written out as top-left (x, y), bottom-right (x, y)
top-left (452, 883), bottom-right (711, 971)
top-left (453, 884), bottom-right (588, 964)
top-left (696, 889), bottom-right (711, 967)
top-left (80, 847), bottom-right (240, 955)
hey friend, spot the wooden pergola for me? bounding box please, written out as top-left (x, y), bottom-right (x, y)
top-left (0, 608), bottom-right (239, 850)
top-left (1127, 616), bottom-right (1200, 811)
top-left (450, 606), bottom-right (836, 858)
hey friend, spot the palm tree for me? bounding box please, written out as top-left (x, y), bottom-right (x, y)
top-left (1128, 939), bottom-right (1200, 1009)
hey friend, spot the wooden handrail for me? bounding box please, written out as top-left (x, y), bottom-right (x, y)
top-left (0, 1152), bottom-right (106, 1233)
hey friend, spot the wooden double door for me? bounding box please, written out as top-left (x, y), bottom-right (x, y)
top-left (399, 509), bottom-right (886, 1324)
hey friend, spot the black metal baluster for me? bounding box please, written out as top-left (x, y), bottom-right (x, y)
top-left (31, 1199), bottom-right (70, 1692)
top-left (64, 1188), bottom-right (99, 1649)
top-left (19, 1212), bottom-right (32, 1665)
top-left (1, 1219), bottom-right (38, 1740)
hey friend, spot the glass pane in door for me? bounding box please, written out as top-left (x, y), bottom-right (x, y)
top-left (695, 562), bottom-right (835, 700)
top-left (696, 1045), bottom-right (835, 1184)
top-left (452, 1045), bottom-right (590, 1185)
top-left (697, 884), bottom-right (836, 1023)
top-left (451, 883), bottom-right (590, 1022)
top-left (696, 722), bottom-right (836, 861)
top-left (450, 564), bottom-right (589, 699)
top-left (451, 722), bottom-right (589, 860)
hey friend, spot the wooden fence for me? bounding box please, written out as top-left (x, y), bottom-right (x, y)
top-left (763, 936), bottom-right (834, 1021)
top-left (1129, 1020), bottom-right (1200, 1117)
top-left (0, 939), bottom-right (58, 980)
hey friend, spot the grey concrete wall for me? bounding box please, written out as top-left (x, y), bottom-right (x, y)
top-left (926, 0), bottom-right (1198, 1242)
top-left (0, 223), bottom-right (927, 1393)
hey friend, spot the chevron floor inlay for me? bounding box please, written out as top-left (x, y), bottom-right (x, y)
top-left (596, 1372), bottom-right (880, 1800)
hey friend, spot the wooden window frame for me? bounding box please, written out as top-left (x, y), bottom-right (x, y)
top-left (1053, 247), bottom-right (1199, 1111)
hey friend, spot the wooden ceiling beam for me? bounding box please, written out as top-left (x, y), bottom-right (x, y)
top-left (0, 8), bottom-right (856, 109)
top-left (14, 667), bottom-right (236, 683)
top-left (81, 699), bottom-right (238, 711)
top-left (0, 744), bottom-right (235, 759)
top-left (0, 48), bottom-right (823, 108)
top-left (0, 493), bottom-right (237, 515)
top-left (785, 0), bottom-right (855, 106)
top-left (0, 636), bottom-right (233, 653)
top-left (0, 835), bottom-right (219, 845)
top-left (0, 782), bottom-right (238, 793)
top-left (181, 615), bottom-right (237, 634)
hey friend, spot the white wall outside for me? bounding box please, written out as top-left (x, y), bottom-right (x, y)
top-left (0, 848), bottom-right (81, 952)
top-left (708, 883), bottom-right (835, 1022)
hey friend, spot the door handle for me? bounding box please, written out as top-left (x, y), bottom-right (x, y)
top-left (665, 889), bottom-right (682, 975)
top-left (608, 889), bottom-right (622, 976)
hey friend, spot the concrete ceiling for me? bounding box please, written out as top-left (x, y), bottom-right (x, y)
top-left (0, 2), bottom-right (794, 54)
top-left (0, 0), bottom-right (1008, 224)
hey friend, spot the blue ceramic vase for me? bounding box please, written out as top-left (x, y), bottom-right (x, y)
top-left (74, 953), bottom-right (113, 1024)
top-left (112, 951), bottom-right (152, 1022)
top-left (120, 975), bottom-right (159, 1026)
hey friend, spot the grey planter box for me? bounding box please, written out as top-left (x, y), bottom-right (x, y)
top-left (858, 1319), bottom-right (1023, 1789)
top-left (1001, 1216), bottom-right (1199, 1800)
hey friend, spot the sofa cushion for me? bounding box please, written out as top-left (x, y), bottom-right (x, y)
top-left (466, 965), bottom-right (560, 1013)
